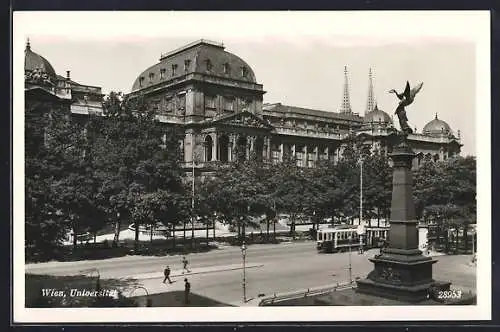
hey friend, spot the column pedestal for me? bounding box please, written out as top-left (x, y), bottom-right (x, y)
top-left (356, 135), bottom-right (450, 303)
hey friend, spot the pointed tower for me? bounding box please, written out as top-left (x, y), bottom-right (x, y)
top-left (366, 68), bottom-right (376, 115)
top-left (340, 65), bottom-right (352, 114)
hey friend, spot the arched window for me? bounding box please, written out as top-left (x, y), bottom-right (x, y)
top-left (204, 136), bottom-right (213, 162)
top-left (236, 135), bottom-right (247, 162)
top-left (254, 137), bottom-right (264, 161)
top-left (417, 153), bottom-right (423, 166)
top-left (218, 135), bottom-right (229, 162)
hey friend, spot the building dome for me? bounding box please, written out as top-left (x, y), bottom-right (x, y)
top-left (363, 104), bottom-right (391, 124)
top-left (423, 114), bottom-right (451, 135)
top-left (24, 40), bottom-right (56, 77)
top-left (131, 39), bottom-right (257, 92)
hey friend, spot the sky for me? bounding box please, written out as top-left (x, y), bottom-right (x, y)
top-left (14, 11), bottom-right (490, 157)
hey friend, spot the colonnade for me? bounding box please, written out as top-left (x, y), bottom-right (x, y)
top-left (202, 131), bottom-right (341, 167)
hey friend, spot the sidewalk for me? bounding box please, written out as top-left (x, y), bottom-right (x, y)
top-left (123, 263), bottom-right (264, 298)
top-left (129, 263), bottom-right (265, 280)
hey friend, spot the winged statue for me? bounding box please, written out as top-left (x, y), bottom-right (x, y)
top-left (388, 81), bottom-right (423, 135)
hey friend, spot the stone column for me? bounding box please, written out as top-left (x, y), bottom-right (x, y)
top-left (304, 145), bottom-right (308, 167)
top-left (279, 143), bottom-right (284, 162)
top-left (246, 136), bottom-right (252, 160)
top-left (315, 146), bottom-right (319, 166)
top-left (266, 137), bottom-right (271, 161)
top-left (229, 133), bottom-right (236, 162)
top-left (211, 132), bottom-right (218, 161)
top-left (324, 146), bottom-right (329, 162)
top-left (291, 144), bottom-right (296, 161)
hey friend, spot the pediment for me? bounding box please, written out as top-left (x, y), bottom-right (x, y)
top-left (212, 111), bottom-right (273, 130)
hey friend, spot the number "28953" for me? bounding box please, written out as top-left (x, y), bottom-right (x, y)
top-left (437, 290), bottom-right (462, 299)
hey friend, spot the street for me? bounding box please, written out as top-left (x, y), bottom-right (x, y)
top-left (25, 241), bottom-right (476, 306)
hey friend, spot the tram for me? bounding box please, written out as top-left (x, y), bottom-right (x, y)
top-left (316, 224), bottom-right (390, 253)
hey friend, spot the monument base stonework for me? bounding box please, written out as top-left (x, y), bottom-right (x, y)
top-left (356, 248), bottom-right (451, 302)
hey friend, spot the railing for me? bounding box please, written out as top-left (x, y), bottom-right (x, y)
top-left (258, 280), bottom-right (357, 306)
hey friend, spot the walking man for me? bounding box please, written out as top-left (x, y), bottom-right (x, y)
top-left (184, 278), bottom-right (191, 305)
top-left (163, 265), bottom-right (172, 284)
top-left (182, 256), bottom-right (191, 274)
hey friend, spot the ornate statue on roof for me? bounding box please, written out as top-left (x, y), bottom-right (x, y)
top-left (388, 81), bottom-right (423, 135)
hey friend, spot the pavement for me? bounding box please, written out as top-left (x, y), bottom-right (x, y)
top-left (25, 241), bottom-right (476, 306)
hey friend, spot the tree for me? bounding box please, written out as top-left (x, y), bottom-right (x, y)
top-left (25, 103), bottom-right (103, 258)
top-left (89, 92), bottom-right (186, 251)
top-left (415, 156), bottom-right (476, 253)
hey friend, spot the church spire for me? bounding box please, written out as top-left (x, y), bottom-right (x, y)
top-left (340, 65), bottom-right (352, 114)
top-left (366, 68), bottom-right (376, 114)
top-left (26, 37), bottom-right (31, 51)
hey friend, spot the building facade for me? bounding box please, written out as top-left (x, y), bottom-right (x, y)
top-left (127, 39), bottom-right (462, 173)
top-left (25, 39), bottom-right (462, 174)
top-left (24, 39), bottom-right (103, 121)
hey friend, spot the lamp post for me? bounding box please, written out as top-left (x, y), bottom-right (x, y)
top-left (359, 157), bottom-right (363, 226)
top-left (348, 235), bottom-right (353, 286)
top-left (357, 224), bottom-right (365, 255)
top-left (191, 135), bottom-right (196, 249)
top-left (241, 241), bottom-right (247, 303)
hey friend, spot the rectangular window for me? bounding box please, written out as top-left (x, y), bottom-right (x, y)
top-left (205, 59), bottom-right (212, 71)
top-left (172, 64), bottom-right (178, 76)
top-left (271, 150), bottom-right (280, 165)
top-left (224, 96), bottom-right (234, 111)
top-left (184, 60), bottom-right (191, 72)
top-left (296, 151), bottom-right (304, 167)
top-left (165, 97), bottom-right (174, 112)
top-left (177, 93), bottom-right (186, 110)
top-left (160, 68), bottom-right (166, 79)
top-left (205, 95), bottom-right (216, 109)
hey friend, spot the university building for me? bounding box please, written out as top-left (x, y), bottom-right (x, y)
top-left (24, 39), bottom-right (462, 173)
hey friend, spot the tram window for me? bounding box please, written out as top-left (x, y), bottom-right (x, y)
top-left (319, 233), bottom-right (322, 240)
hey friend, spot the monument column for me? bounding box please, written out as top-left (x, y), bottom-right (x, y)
top-left (356, 135), bottom-right (447, 303)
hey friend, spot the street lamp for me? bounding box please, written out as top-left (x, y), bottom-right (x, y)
top-left (359, 157), bottom-right (363, 226)
top-left (241, 241), bottom-right (247, 303)
top-left (191, 135), bottom-right (196, 249)
top-left (357, 224), bottom-right (365, 254)
top-left (348, 235), bottom-right (353, 287)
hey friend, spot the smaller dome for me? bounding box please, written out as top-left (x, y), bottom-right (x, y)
top-left (24, 39), bottom-right (56, 77)
top-left (423, 113), bottom-right (451, 135)
top-left (364, 104), bottom-right (391, 123)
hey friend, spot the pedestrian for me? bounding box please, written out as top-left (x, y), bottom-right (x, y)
top-left (163, 265), bottom-right (172, 284)
top-left (182, 256), bottom-right (191, 273)
top-left (184, 278), bottom-right (191, 305)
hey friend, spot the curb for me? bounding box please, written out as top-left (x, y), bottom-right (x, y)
top-left (132, 264), bottom-right (265, 280)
